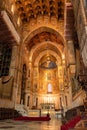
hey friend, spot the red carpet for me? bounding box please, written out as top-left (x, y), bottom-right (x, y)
top-left (14, 116), bottom-right (51, 121)
top-left (61, 116), bottom-right (81, 130)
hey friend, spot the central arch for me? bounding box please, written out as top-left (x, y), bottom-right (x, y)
top-left (29, 41), bottom-right (63, 64)
top-left (24, 26), bottom-right (65, 46)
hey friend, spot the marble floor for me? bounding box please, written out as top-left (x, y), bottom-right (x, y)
top-left (0, 118), bottom-right (62, 130)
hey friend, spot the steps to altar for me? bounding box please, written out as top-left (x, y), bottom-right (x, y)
top-left (28, 109), bottom-right (62, 118)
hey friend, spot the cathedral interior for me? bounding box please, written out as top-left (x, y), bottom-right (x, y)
top-left (0, 0), bottom-right (87, 129)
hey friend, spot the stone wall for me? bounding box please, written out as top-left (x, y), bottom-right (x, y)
top-left (71, 0), bottom-right (87, 67)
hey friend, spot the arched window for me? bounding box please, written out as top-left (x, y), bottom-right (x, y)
top-left (47, 83), bottom-right (52, 93)
top-left (0, 43), bottom-right (12, 77)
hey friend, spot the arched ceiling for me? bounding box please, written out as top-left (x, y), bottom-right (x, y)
top-left (30, 42), bottom-right (63, 64)
top-left (15, 0), bottom-right (65, 23)
top-left (24, 27), bottom-right (65, 64)
top-left (34, 49), bottom-right (62, 66)
top-left (26, 31), bottom-right (64, 51)
top-left (0, 0), bottom-right (66, 65)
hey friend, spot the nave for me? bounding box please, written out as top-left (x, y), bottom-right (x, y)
top-left (0, 0), bottom-right (87, 130)
top-left (0, 118), bottom-right (62, 130)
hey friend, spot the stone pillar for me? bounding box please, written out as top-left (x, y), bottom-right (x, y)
top-left (67, 40), bottom-right (76, 77)
top-left (24, 66), bottom-right (30, 108)
top-left (68, 81), bottom-right (73, 108)
top-left (9, 45), bottom-right (19, 106)
top-left (29, 61), bottom-right (34, 107)
top-left (29, 62), bottom-right (33, 91)
top-left (26, 67), bottom-right (31, 89)
top-left (16, 45), bottom-right (23, 103)
top-left (66, 40), bottom-right (76, 108)
top-left (24, 93), bottom-right (28, 108)
top-left (0, 0), bottom-right (5, 9)
top-left (82, 43), bottom-right (87, 67)
top-left (9, 45), bottom-right (22, 105)
top-left (67, 40), bottom-right (76, 65)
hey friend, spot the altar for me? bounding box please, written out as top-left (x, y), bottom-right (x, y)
top-left (28, 109), bottom-right (41, 117)
top-left (41, 103), bottom-right (55, 110)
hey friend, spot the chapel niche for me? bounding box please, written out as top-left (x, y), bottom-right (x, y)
top-left (38, 55), bottom-right (59, 94)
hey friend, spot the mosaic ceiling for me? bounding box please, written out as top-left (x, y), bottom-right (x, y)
top-left (26, 31), bottom-right (64, 51)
